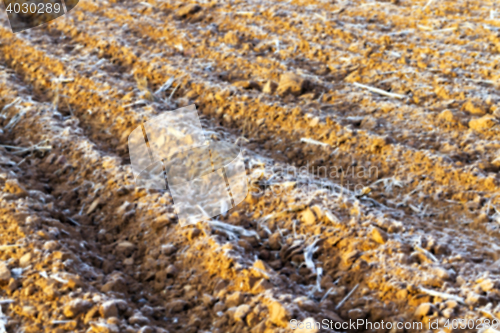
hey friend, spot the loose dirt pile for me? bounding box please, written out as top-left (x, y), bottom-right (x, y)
top-left (1, 0), bottom-right (500, 332)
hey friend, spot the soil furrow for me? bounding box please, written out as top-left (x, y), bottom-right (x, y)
top-left (2, 21), bottom-right (500, 247)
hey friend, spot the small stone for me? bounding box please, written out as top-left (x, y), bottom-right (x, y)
top-left (463, 100), bottom-right (486, 115)
top-left (152, 215), bottom-right (171, 231)
top-left (456, 276), bottom-right (466, 285)
top-left (479, 278), bottom-right (496, 292)
top-left (438, 109), bottom-right (456, 123)
top-left (434, 267), bottom-right (455, 280)
top-left (101, 276), bottom-right (126, 293)
top-left (23, 285), bottom-right (35, 297)
top-left (250, 320), bottom-right (267, 333)
top-left (116, 242), bottom-right (136, 257)
top-left (277, 73), bottom-right (309, 97)
top-left (166, 265), bottom-right (178, 277)
top-left (347, 308), bottom-right (366, 320)
top-left (410, 251), bottom-right (434, 264)
top-left (433, 243), bottom-right (449, 256)
top-left (466, 292), bottom-right (488, 306)
top-left (252, 279), bottom-right (272, 293)
top-left (226, 291), bottom-right (244, 308)
top-left (322, 310), bottom-right (343, 323)
top-left (253, 260), bottom-right (267, 276)
top-left (234, 304), bottom-right (251, 322)
top-left (445, 300), bottom-right (458, 309)
top-left (100, 301), bottom-right (119, 318)
top-left (262, 80), bottom-right (278, 94)
top-left (116, 186), bottom-right (130, 196)
top-left (123, 258), bottom-right (134, 265)
top-left (63, 299), bottom-right (92, 318)
top-left (166, 299), bottom-right (188, 313)
top-left (370, 227), bottom-right (388, 244)
top-left (294, 297), bottom-right (318, 312)
top-left (187, 227), bottom-right (201, 241)
top-left (246, 311), bottom-right (259, 327)
top-left (310, 205), bottom-right (324, 219)
top-left (4, 179), bottom-right (27, 196)
top-left (268, 232), bottom-right (282, 250)
top-left (202, 294), bottom-right (215, 307)
top-left (342, 250), bottom-right (360, 266)
top-left (93, 322), bottom-right (118, 333)
top-left (213, 301), bottom-right (225, 313)
top-left (128, 313), bottom-right (150, 326)
top-left (138, 327), bottom-right (155, 333)
top-left (414, 303), bottom-right (436, 318)
top-left (396, 289), bottom-right (408, 300)
top-left (184, 90), bottom-right (199, 100)
top-left (258, 249), bottom-right (270, 261)
top-left (214, 90), bottom-right (230, 103)
top-left (161, 244), bottom-right (177, 255)
top-left (43, 240), bottom-right (59, 251)
top-left (22, 306), bottom-right (37, 317)
top-left (155, 329), bottom-right (169, 333)
top-left (300, 208), bottom-right (317, 225)
top-left (300, 93), bottom-right (316, 101)
top-left (55, 155), bottom-right (67, 165)
top-left (309, 117), bottom-right (320, 127)
top-left (86, 198), bottom-right (100, 215)
top-left (6, 278), bottom-right (19, 295)
top-left (360, 116), bottom-right (377, 130)
top-left (84, 306), bottom-right (99, 324)
top-left (268, 301), bottom-right (290, 327)
top-left (224, 31), bottom-right (240, 45)
top-left (422, 273), bottom-right (445, 288)
top-left (140, 305), bottom-right (154, 317)
top-left (43, 284), bottom-right (59, 300)
top-left (474, 213), bottom-right (490, 224)
top-left (19, 253), bottom-right (32, 268)
top-left (442, 308), bottom-right (454, 319)
top-left (469, 115), bottom-right (497, 131)
top-left (45, 153), bottom-right (57, 164)
top-left (175, 4), bottom-right (202, 19)
top-left (0, 262), bottom-right (11, 283)
top-left (106, 314), bottom-right (123, 326)
top-left (60, 320), bottom-right (78, 331)
top-left (233, 80), bottom-right (259, 90)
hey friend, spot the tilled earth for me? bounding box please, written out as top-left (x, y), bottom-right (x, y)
top-left (1, 0), bottom-right (500, 332)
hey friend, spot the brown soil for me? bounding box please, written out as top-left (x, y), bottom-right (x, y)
top-left (0, 0), bottom-right (500, 332)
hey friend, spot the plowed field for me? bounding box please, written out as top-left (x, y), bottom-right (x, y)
top-left (1, 0), bottom-right (500, 332)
